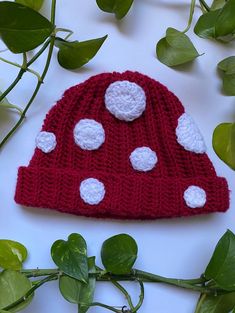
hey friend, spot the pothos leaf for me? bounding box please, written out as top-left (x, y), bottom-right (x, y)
top-left (0, 270), bottom-right (33, 312)
top-left (214, 0), bottom-right (235, 38)
top-left (15, 0), bottom-right (44, 11)
top-left (96, 0), bottom-right (134, 19)
top-left (0, 240), bottom-right (27, 270)
top-left (59, 257), bottom-right (96, 313)
top-left (218, 56), bottom-right (235, 75)
top-left (55, 35), bottom-right (107, 70)
top-left (0, 1), bottom-right (54, 53)
top-left (213, 123), bottom-right (235, 170)
top-left (221, 74), bottom-right (235, 96)
top-left (51, 233), bottom-right (89, 283)
top-left (156, 27), bottom-right (200, 67)
top-left (195, 292), bottom-right (235, 313)
top-left (101, 234), bottom-right (138, 275)
top-left (205, 230), bottom-right (235, 290)
top-left (78, 257), bottom-right (96, 313)
top-left (194, 10), bottom-right (221, 39)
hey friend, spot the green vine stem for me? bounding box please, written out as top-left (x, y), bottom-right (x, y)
top-left (0, 39), bottom-right (51, 105)
top-left (198, 0), bottom-right (210, 12)
top-left (112, 281), bottom-right (135, 311)
top-left (19, 268), bottom-right (215, 294)
top-left (132, 281), bottom-right (144, 313)
top-left (89, 302), bottom-right (123, 313)
top-left (194, 294), bottom-right (207, 313)
top-left (183, 0), bottom-right (196, 33)
top-left (0, 0), bottom-right (57, 150)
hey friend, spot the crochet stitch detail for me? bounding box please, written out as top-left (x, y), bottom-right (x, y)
top-left (105, 80), bottom-right (146, 121)
top-left (35, 131), bottom-right (56, 153)
top-left (130, 147), bottom-right (158, 172)
top-left (176, 113), bottom-right (206, 154)
top-left (184, 185), bottom-right (206, 208)
top-left (80, 178), bottom-right (105, 205)
top-left (74, 119), bottom-right (105, 150)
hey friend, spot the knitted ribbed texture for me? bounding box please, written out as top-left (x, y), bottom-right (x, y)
top-left (15, 71), bottom-right (229, 219)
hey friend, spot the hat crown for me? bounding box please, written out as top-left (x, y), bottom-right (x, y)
top-left (30, 71), bottom-right (215, 178)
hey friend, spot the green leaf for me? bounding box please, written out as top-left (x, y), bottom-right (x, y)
top-left (59, 275), bottom-right (82, 304)
top-left (215, 0), bottom-right (235, 37)
top-left (194, 10), bottom-right (221, 39)
top-left (0, 1), bottom-right (54, 53)
top-left (55, 35), bottom-right (107, 70)
top-left (59, 257), bottom-right (96, 313)
top-left (96, 0), bottom-right (134, 19)
top-left (195, 292), bottom-right (235, 313)
top-left (0, 240), bottom-right (27, 270)
top-left (205, 230), bottom-right (235, 290)
top-left (15, 0), bottom-right (44, 11)
top-left (79, 257), bottom-right (96, 313)
top-left (217, 57), bottom-right (235, 96)
top-left (222, 74), bottom-right (235, 96)
top-left (213, 123), bottom-right (235, 169)
top-left (51, 234), bottom-right (88, 283)
top-left (156, 28), bottom-right (200, 67)
top-left (211, 0), bottom-right (226, 10)
top-left (0, 91), bottom-right (23, 115)
top-left (218, 56), bottom-right (235, 75)
top-left (0, 270), bottom-right (33, 312)
top-left (101, 234), bottom-right (138, 275)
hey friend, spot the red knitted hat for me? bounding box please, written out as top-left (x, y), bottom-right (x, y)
top-left (15, 71), bottom-right (229, 219)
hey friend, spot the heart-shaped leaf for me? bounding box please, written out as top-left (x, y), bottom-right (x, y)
top-left (205, 230), bottom-right (235, 290)
top-left (0, 240), bottom-right (27, 270)
top-left (218, 56), bottom-right (235, 75)
top-left (51, 234), bottom-right (88, 283)
top-left (215, 0), bottom-right (235, 37)
top-left (0, 1), bottom-right (54, 53)
top-left (0, 270), bottom-right (33, 312)
top-left (59, 257), bottom-right (96, 313)
top-left (195, 292), bottom-right (235, 313)
top-left (156, 28), bottom-right (200, 67)
top-left (55, 35), bottom-right (107, 70)
top-left (194, 10), bottom-right (221, 39)
top-left (213, 123), bottom-right (235, 169)
top-left (101, 234), bottom-right (138, 275)
top-left (221, 74), bottom-right (235, 96)
top-left (15, 0), bottom-right (44, 11)
top-left (96, 0), bottom-right (134, 19)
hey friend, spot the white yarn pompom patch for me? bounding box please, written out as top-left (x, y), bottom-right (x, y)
top-left (74, 119), bottom-right (105, 150)
top-left (80, 178), bottom-right (105, 205)
top-left (176, 113), bottom-right (206, 154)
top-left (130, 147), bottom-right (158, 172)
top-left (36, 131), bottom-right (56, 153)
top-left (105, 80), bottom-right (146, 121)
top-left (184, 185), bottom-right (206, 208)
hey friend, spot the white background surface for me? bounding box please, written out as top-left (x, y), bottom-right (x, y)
top-left (0, 0), bottom-right (235, 312)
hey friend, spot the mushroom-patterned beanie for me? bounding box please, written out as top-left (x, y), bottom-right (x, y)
top-left (15, 71), bottom-right (230, 219)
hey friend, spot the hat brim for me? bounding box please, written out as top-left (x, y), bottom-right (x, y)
top-left (15, 166), bottom-right (229, 219)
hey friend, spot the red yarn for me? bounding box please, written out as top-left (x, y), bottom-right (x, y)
top-left (15, 71), bottom-right (229, 219)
